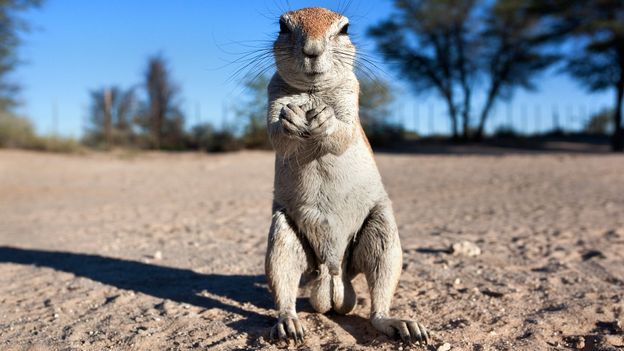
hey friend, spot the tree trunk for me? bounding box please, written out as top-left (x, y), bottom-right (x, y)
top-left (462, 110), bottom-right (470, 141)
top-left (442, 90), bottom-right (459, 140)
top-left (460, 86), bottom-right (471, 141)
top-left (151, 102), bottom-right (162, 150)
top-left (104, 89), bottom-right (112, 149)
top-left (448, 103), bottom-right (459, 140)
top-left (454, 27), bottom-right (471, 141)
top-left (613, 79), bottom-right (623, 152)
top-left (475, 87), bottom-right (497, 141)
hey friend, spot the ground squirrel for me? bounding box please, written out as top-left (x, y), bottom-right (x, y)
top-left (264, 7), bottom-right (430, 346)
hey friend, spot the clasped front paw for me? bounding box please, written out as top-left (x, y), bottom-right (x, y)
top-left (306, 104), bottom-right (336, 137)
top-left (280, 104), bottom-right (309, 138)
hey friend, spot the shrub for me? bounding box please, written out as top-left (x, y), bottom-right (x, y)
top-left (29, 136), bottom-right (84, 153)
top-left (0, 113), bottom-right (37, 148)
top-left (363, 122), bottom-right (405, 147)
top-left (0, 113), bottom-right (83, 153)
top-left (493, 125), bottom-right (518, 138)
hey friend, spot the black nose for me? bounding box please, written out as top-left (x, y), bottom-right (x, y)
top-left (302, 48), bottom-right (319, 59)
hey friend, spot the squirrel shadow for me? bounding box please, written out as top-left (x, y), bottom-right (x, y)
top-left (0, 246), bottom-right (413, 347)
top-left (0, 246), bottom-right (274, 338)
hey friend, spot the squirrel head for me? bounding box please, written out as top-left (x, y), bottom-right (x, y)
top-left (274, 7), bottom-right (355, 91)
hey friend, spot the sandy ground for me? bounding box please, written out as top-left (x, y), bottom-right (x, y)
top-left (0, 149), bottom-right (623, 351)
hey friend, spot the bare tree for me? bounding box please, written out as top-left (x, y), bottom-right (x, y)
top-left (474, 0), bottom-right (560, 140)
top-left (369, 0), bottom-right (558, 141)
top-left (85, 86), bottom-right (136, 148)
top-left (138, 55), bottom-right (185, 149)
top-left (368, 0), bottom-right (478, 140)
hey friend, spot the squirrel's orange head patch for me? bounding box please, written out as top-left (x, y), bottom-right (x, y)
top-left (286, 7), bottom-right (341, 39)
top-left (273, 7), bottom-right (354, 90)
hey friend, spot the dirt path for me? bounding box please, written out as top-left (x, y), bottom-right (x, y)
top-left (1, 150), bottom-right (623, 350)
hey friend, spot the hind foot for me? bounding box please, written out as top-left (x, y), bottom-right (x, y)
top-left (372, 315), bottom-right (430, 345)
top-left (270, 313), bottom-right (306, 344)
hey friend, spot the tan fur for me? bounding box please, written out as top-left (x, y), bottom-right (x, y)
top-left (359, 124), bottom-right (374, 157)
top-left (265, 7), bottom-right (430, 346)
top-left (287, 7), bottom-right (340, 39)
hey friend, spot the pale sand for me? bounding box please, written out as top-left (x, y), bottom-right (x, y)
top-left (1, 150), bottom-right (622, 350)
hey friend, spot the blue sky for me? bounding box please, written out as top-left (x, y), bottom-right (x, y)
top-left (14, 0), bottom-right (614, 137)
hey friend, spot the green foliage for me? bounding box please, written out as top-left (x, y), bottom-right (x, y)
top-left (0, 112), bottom-right (36, 147)
top-left (493, 125), bottom-right (519, 138)
top-left (187, 122), bottom-right (243, 152)
top-left (135, 55), bottom-right (186, 150)
top-left (369, 0), bottom-right (559, 140)
top-left (554, 0), bottom-right (624, 91)
top-left (553, 0), bottom-right (624, 150)
top-left (188, 123), bottom-right (214, 151)
top-left (0, 0), bottom-right (83, 154)
top-left (235, 75), bottom-right (272, 149)
top-left (83, 56), bottom-right (187, 150)
top-left (28, 135), bottom-right (83, 153)
top-left (358, 77), bottom-right (404, 147)
top-left (0, 0), bottom-right (42, 113)
top-left (359, 77), bottom-right (393, 127)
top-left (209, 127), bottom-right (243, 152)
top-left (365, 123), bottom-right (405, 147)
top-left (584, 109), bottom-right (613, 135)
top-left (0, 112), bottom-right (82, 153)
top-left (83, 86), bottom-right (137, 148)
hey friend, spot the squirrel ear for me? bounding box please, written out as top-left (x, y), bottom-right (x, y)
top-left (339, 23), bottom-right (349, 35)
top-left (279, 19), bottom-right (290, 34)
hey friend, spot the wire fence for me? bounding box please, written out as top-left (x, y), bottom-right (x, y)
top-left (390, 102), bottom-right (613, 137)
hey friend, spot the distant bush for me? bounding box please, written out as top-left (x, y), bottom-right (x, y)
top-left (584, 109), bottom-right (612, 135)
top-left (0, 113), bottom-right (83, 153)
top-left (0, 113), bottom-right (37, 148)
top-left (240, 119), bottom-right (271, 150)
top-left (188, 122), bottom-right (243, 152)
top-left (235, 75), bottom-right (272, 150)
top-left (363, 122), bottom-right (406, 147)
top-left (493, 125), bottom-right (519, 138)
top-left (210, 129), bottom-right (244, 152)
top-left (29, 136), bottom-right (84, 153)
top-left (188, 123), bottom-right (214, 151)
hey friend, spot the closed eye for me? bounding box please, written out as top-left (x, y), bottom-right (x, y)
top-left (279, 19), bottom-right (290, 34)
top-left (339, 23), bottom-right (349, 35)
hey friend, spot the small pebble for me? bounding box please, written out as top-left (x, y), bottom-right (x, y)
top-left (437, 343), bottom-right (451, 351)
top-left (451, 241), bottom-right (481, 257)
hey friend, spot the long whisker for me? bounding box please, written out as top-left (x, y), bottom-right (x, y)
top-left (333, 52), bottom-right (380, 80)
top-left (226, 49), bottom-right (290, 85)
